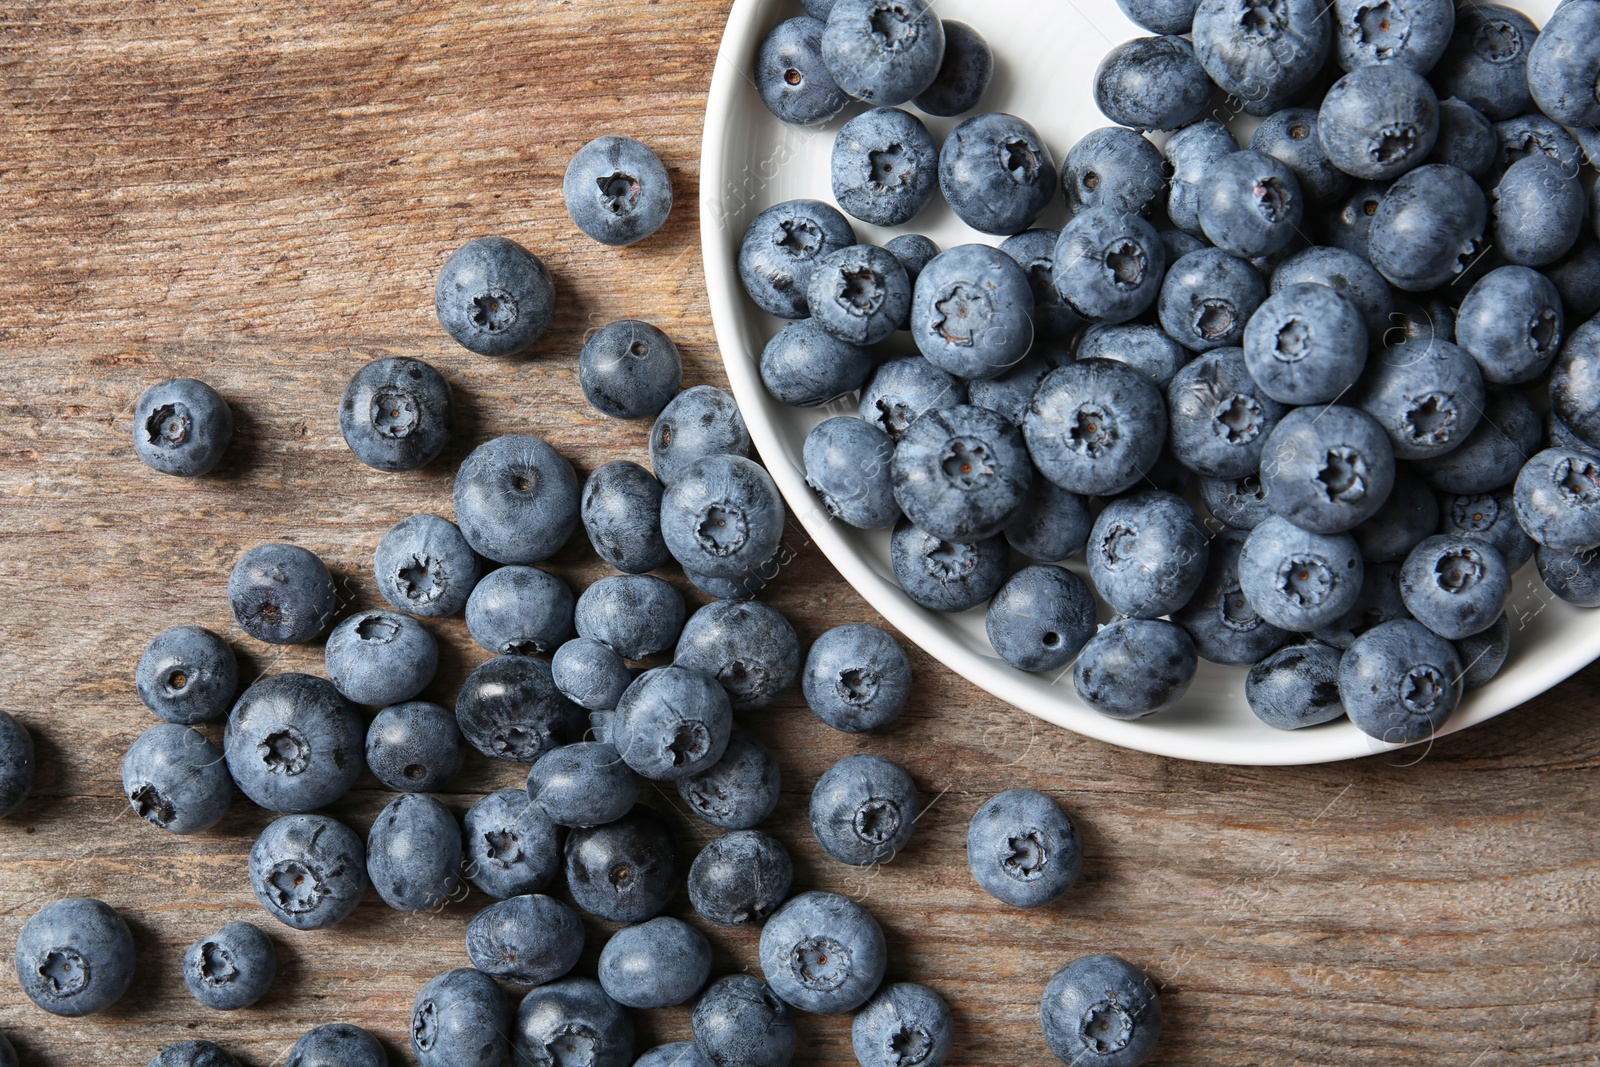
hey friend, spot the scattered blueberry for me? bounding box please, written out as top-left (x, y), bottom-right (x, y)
top-left (1431, 5), bottom-right (1538, 121)
top-left (967, 788), bottom-right (1081, 908)
top-left (435, 236), bottom-right (555, 357)
top-left (1339, 618), bottom-right (1463, 742)
top-left (1053, 208), bottom-right (1166, 324)
top-left (758, 17), bottom-right (849, 126)
top-left (366, 700), bottom-right (464, 793)
top-left (831, 108), bottom-right (939, 226)
top-left (1513, 447), bottom-right (1600, 552)
top-left (132, 377), bottom-right (233, 477)
top-left (761, 319), bottom-right (875, 407)
top-left (692, 975), bottom-right (797, 1067)
top-left (676, 730), bottom-right (783, 830)
top-left (1040, 954), bottom-right (1162, 1067)
top-left (454, 434), bottom-right (579, 565)
top-left (1317, 65), bottom-right (1439, 182)
top-left (1198, 150), bottom-right (1306, 259)
top-left (888, 519), bottom-right (1008, 612)
top-left (1062, 125), bottom-right (1168, 218)
top-left (367, 792), bottom-right (463, 912)
top-left (689, 830), bottom-right (794, 926)
top-left (411, 967), bottom-right (509, 1067)
top-left (674, 600), bottom-right (800, 711)
top-left (612, 665), bottom-right (732, 781)
top-left (462, 788), bottom-right (562, 900)
top-left (324, 609), bottom-right (438, 706)
top-left (759, 890), bottom-right (887, 1014)
top-left (455, 654), bottom-right (583, 764)
top-left (122, 723), bottom-right (231, 835)
top-left (564, 805), bottom-right (681, 923)
top-left (527, 741), bottom-right (639, 827)
top-left (564, 135), bottom-right (672, 247)
top-left (939, 112), bottom-right (1057, 235)
top-left (1238, 515), bottom-right (1365, 630)
top-left (228, 543), bottom-right (337, 645)
top-left (986, 564), bottom-right (1097, 673)
top-left (599, 917), bottom-right (712, 1009)
top-left (552, 637), bottom-right (633, 712)
top-left (1492, 154), bottom-right (1584, 268)
top-left (810, 753), bottom-right (919, 866)
top-left (224, 672), bottom-right (363, 813)
top-left (821, 0), bottom-right (946, 106)
top-left (579, 319), bottom-right (683, 419)
top-left (248, 814), bottom-right (367, 930)
top-left (1073, 618), bottom-right (1198, 719)
top-left (1245, 641), bottom-right (1346, 729)
top-left (1244, 282), bottom-right (1368, 405)
top-left (1158, 247), bottom-right (1267, 352)
top-left (373, 512), bottom-right (482, 617)
top-left (1094, 35), bottom-right (1211, 132)
top-left (184, 920), bottom-right (276, 1012)
top-left (285, 1024), bottom-right (384, 1067)
top-left (513, 979), bottom-right (633, 1067)
top-left (15, 897), bottom-right (135, 1016)
top-left (804, 416), bottom-right (899, 529)
top-left (1366, 164), bottom-right (1487, 291)
top-left (339, 357), bottom-right (451, 471)
top-left (1526, 1), bottom-right (1600, 128)
top-left (148, 1042), bottom-right (238, 1067)
top-left (738, 199), bottom-right (856, 320)
top-left (466, 893), bottom-right (584, 986)
top-left (853, 983), bottom-right (955, 1067)
top-left (582, 460), bottom-right (670, 573)
top-left (1166, 347), bottom-right (1286, 478)
top-left (1191, 0), bottom-right (1330, 114)
top-left (136, 625), bottom-right (237, 725)
top-left (859, 356), bottom-right (967, 440)
top-left (575, 573), bottom-right (685, 660)
top-left (660, 454), bottom-right (786, 580)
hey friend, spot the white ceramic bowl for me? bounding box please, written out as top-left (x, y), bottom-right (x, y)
top-left (699, 0), bottom-right (1589, 765)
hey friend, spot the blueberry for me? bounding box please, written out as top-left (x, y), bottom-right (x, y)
top-left (1321, 180), bottom-right (1387, 257)
top-left (1546, 231), bottom-right (1600, 321)
top-left (985, 565), bottom-right (1097, 674)
top-left (1244, 282), bottom-right (1368, 405)
top-left (149, 1042), bottom-right (239, 1067)
top-left (1166, 347), bottom-right (1287, 478)
top-left (228, 543), bottom-right (336, 645)
top-left (912, 20), bottom-right (993, 116)
top-left (942, 120), bottom-right (1063, 243)
top-left (1094, 35), bottom-right (1212, 132)
top-left (1052, 208), bottom-right (1166, 325)
top-left (1062, 125), bottom-right (1167, 218)
top-left (454, 434), bottom-right (579, 565)
top-left (966, 788), bottom-right (1081, 908)
top-left (462, 788), bottom-right (562, 900)
top-left (760, 891), bottom-right (886, 1014)
top-left (1415, 390), bottom-right (1541, 496)
top-left (456, 654), bottom-right (583, 764)
top-left (565, 805), bottom-right (680, 922)
top-left (821, 0), bottom-right (945, 105)
top-left (467, 893), bottom-right (584, 986)
top-left (648, 387), bottom-right (754, 482)
top-left (660, 455), bottom-right (786, 580)
top-left (15, 898), bottom-right (135, 1016)
top-left (1439, 488), bottom-right (1534, 572)
top-left (1041, 954), bottom-right (1162, 1067)
top-left (224, 673), bottom-right (362, 813)
top-left (636, 1044), bottom-right (715, 1067)
top-left (674, 600), bottom-right (800, 711)
top-left (810, 753), bottom-right (919, 865)
top-left (888, 519), bottom-right (1008, 612)
top-left (852, 983), bottom-right (954, 1067)
top-left (368, 792), bottom-right (463, 912)
top-left (759, 16), bottom-right (848, 126)
top-left (1426, 99), bottom-right (1497, 178)
top-left (1493, 114), bottom-right (1583, 178)
top-left (689, 830), bottom-right (793, 926)
top-left (411, 968), bottom-right (510, 1067)
top-left (286, 1024), bottom-right (384, 1067)
top-left (1244, 641), bottom-right (1346, 729)
top-left (1551, 319), bottom-right (1600, 450)
top-left (1005, 477), bottom-right (1094, 561)
top-left (577, 319), bottom-right (682, 420)
top-left (859, 356), bottom-right (967, 440)
top-left (909, 250), bottom-right (1035, 380)
top-left (577, 467), bottom-right (667, 577)
top-left (132, 377), bottom-right (233, 476)
top-left (1250, 108), bottom-right (1350, 207)
top-left (600, 917), bottom-right (712, 1009)
top-left (1536, 543), bottom-right (1600, 606)
top-left (885, 233), bottom-right (940, 290)
top-left (1431, 5), bottom-right (1538, 121)
top-left (738, 199), bottom-right (857, 319)
top-left (692, 975), bottom-right (797, 1067)
top-left (184, 921), bottom-right (275, 1012)
top-left (1270, 251), bottom-right (1395, 343)
top-left (1000, 231), bottom-right (1085, 342)
top-left (1254, 404), bottom-right (1394, 534)
top-left (1087, 490), bottom-right (1210, 620)
top-left (1239, 515), bottom-right (1365, 629)
top-left (552, 638), bottom-right (632, 713)
top-left (1351, 469), bottom-right (1438, 562)
top-left (136, 625), bottom-right (237, 725)
top-left (373, 513), bottom-right (482, 617)
top-left (526, 742), bottom-right (639, 827)
top-left (1191, 0), bottom-right (1330, 114)
top-left (460, 569), bottom-right (572, 661)
top-left (435, 236), bottom-right (554, 357)
top-left (1173, 528), bottom-right (1289, 665)
top-left (1453, 266), bottom-right (1564, 387)
top-left (339, 356), bottom-right (450, 471)
top-left (1317, 66), bottom-right (1439, 182)
top-left (564, 135), bottom-right (671, 246)
top-left (806, 246), bottom-right (912, 347)
top-left (514, 978), bottom-right (633, 1067)
top-left (324, 609), bottom-right (438, 707)
top-left (249, 814), bottom-right (367, 930)
top-left (1514, 447), bottom-right (1600, 552)
top-left (1331, 0), bottom-right (1453, 71)
top-left (612, 666), bottom-right (732, 781)
top-left (676, 730), bottom-right (782, 829)
top-left (1195, 150), bottom-right (1306, 260)
top-left (1527, 1), bottom-right (1600, 128)
top-left (1340, 618), bottom-right (1462, 741)
top-left (1387, 295), bottom-right (1457, 349)
top-left (1024, 359), bottom-right (1167, 496)
top-left (804, 416), bottom-right (899, 529)
top-left (1366, 164), bottom-right (1486, 291)
top-left (800, 623), bottom-right (910, 733)
top-left (890, 404), bottom-right (1032, 542)
top-left (761, 319), bottom-right (875, 407)
top-left (1492, 155), bottom-right (1585, 268)
top-left (1076, 327), bottom-right (1189, 390)
top-left (1201, 473), bottom-right (1273, 529)
top-left (1158, 248), bottom-right (1268, 352)
top-left (122, 723), bottom-right (230, 835)
top-left (1357, 338), bottom-right (1486, 462)
top-left (575, 574), bottom-right (685, 661)
top-left (1398, 534), bottom-right (1511, 639)
top-left (1165, 120), bottom-right (1240, 237)
top-left (363, 700), bottom-right (463, 793)
top-left (831, 108), bottom-right (939, 226)
top-left (1457, 611), bottom-right (1511, 688)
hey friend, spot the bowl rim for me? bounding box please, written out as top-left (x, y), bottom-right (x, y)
top-left (697, 0), bottom-right (1597, 766)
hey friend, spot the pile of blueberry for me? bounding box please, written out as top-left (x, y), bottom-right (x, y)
top-left (1, 116), bottom-right (1162, 1066)
top-left (749, 0), bottom-right (1600, 743)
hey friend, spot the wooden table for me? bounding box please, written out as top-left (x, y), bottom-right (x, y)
top-left (1, 2), bottom-right (1597, 1064)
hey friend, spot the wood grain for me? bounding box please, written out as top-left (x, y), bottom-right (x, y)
top-left (1, 1), bottom-right (1598, 1064)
